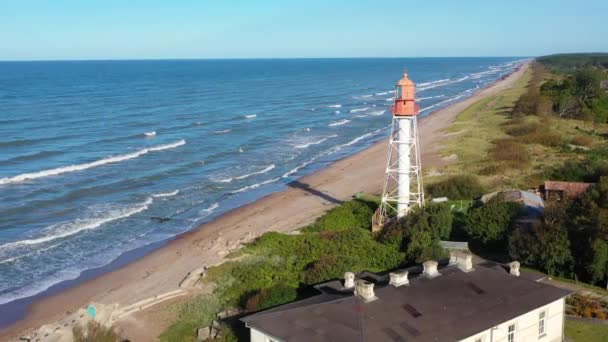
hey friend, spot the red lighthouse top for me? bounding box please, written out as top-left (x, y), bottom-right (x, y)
top-left (391, 72), bottom-right (419, 116)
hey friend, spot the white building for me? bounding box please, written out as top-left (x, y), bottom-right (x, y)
top-left (242, 256), bottom-right (571, 342)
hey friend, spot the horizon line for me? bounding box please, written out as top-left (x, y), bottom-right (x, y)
top-left (0, 56), bottom-right (536, 63)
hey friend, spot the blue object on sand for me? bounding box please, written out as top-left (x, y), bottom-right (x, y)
top-left (87, 305), bottom-right (96, 319)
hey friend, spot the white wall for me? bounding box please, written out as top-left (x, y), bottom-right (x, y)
top-left (459, 298), bottom-right (565, 342)
top-left (249, 327), bottom-right (281, 342)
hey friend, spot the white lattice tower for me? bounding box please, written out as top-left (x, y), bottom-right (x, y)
top-left (373, 73), bottom-right (424, 231)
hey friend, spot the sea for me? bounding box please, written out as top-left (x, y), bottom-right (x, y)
top-left (0, 57), bottom-right (525, 312)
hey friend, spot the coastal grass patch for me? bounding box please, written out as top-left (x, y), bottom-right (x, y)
top-left (565, 320), bottom-right (608, 342)
top-left (435, 64), bottom-right (608, 192)
top-left (161, 200), bottom-right (404, 341)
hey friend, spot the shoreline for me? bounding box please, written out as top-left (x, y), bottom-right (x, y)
top-left (0, 62), bottom-right (529, 340)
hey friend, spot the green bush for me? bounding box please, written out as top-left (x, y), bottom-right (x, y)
top-left (504, 121), bottom-right (541, 136)
top-left (244, 284), bottom-right (298, 312)
top-left (426, 175), bottom-right (485, 200)
top-left (304, 255), bottom-right (357, 284)
top-left (310, 199), bottom-right (375, 231)
top-left (464, 196), bottom-right (521, 246)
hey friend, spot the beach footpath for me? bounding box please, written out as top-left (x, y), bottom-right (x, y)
top-left (0, 63), bottom-right (529, 341)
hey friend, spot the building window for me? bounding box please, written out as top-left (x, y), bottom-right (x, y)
top-left (508, 324), bottom-right (516, 342)
top-left (539, 310), bottom-right (547, 337)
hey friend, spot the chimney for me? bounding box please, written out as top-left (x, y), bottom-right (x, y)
top-left (450, 251), bottom-right (474, 272)
top-left (423, 260), bottom-right (440, 278)
top-left (389, 270), bottom-right (409, 287)
top-left (344, 272), bottom-right (355, 289)
top-left (354, 280), bottom-right (377, 302)
top-left (509, 261), bottom-right (520, 277)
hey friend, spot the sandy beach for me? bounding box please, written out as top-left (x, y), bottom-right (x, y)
top-left (0, 63), bottom-right (528, 341)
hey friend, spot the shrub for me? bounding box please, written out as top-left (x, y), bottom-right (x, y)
top-left (73, 321), bottom-right (120, 342)
top-left (521, 131), bottom-right (564, 147)
top-left (426, 175), bottom-right (485, 199)
top-left (464, 196), bottom-right (521, 246)
top-left (504, 121), bottom-right (541, 136)
top-left (489, 139), bottom-right (529, 165)
top-left (304, 255), bottom-right (357, 284)
top-left (508, 220), bottom-right (572, 275)
top-left (310, 200), bottom-right (375, 232)
top-left (244, 284), bottom-right (298, 312)
top-left (571, 135), bottom-right (594, 147)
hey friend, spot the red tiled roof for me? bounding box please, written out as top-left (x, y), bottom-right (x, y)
top-left (544, 181), bottom-right (594, 198)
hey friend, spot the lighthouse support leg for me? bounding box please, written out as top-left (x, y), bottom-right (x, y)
top-left (397, 117), bottom-right (411, 218)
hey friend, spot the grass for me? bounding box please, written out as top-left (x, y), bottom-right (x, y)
top-left (432, 65), bottom-right (608, 194)
top-left (565, 320), bottom-right (608, 342)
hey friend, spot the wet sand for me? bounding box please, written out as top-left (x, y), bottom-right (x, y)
top-left (0, 63), bottom-right (528, 341)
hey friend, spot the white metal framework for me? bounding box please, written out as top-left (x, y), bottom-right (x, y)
top-left (373, 115), bottom-right (424, 230)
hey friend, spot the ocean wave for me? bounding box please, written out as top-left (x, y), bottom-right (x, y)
top-left (417, 95), bottom-right (446, 101)
top-left (417, 76), bottom-right (470, 91)
top-left (200, 202), bottom-right (219, 216)
top-left (0, 198), bottom-right (154, 250)
top-left (232, 177), bottom-right (280, 194)
top-left (327, 104), bottom-right (342, 108)
top-left (212, 129), bottom-right (231, 134)
top-left (152, 190), bottom-right (179, 198)
top-left (334, 110), bottom-right (341, 114)
top-left (282, 127), bottom-right (387, 179)
top-left (417, 78), bottom-right (450, 87)
top-left (375, 91), bottom-right (388, 96)
top-left (217, 164), bottom-right (276, 183)
top-left (144, 131), bottom-right (157, 137)
top-left (385, 98), bottom-right (394, 101)
top-left (243, 114), bottom-right (257, 119)
top-left (0, 150), bottom-right (64, 166)
top-left (294, 134), bottom-right (337, 149)
top-left (368, 110), bottom-right (386, 116)
top-left (0, 140), bottom-right (187, 185)
top-left (419, 94), bottom-right (467, 112)
top-left (328, 119), bottom-right (350, 127)
top-left (349, 107), bottom-right (369, 113)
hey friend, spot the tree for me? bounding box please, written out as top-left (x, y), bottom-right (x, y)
top-left (379, 204), bottom-right (451, 263)
top-left (464, 196), bottom-right (521, 245)
top-left (508, 221), bottom-right (572, 276)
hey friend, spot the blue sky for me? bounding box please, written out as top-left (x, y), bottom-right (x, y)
top-left (1, 0), bottom-right (606, 60)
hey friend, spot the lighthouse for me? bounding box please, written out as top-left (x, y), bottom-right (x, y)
top-left (373, 72), bottom-right (424, 231)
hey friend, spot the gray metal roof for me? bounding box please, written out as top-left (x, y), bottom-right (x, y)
top-left (242, 264), bottom-right (571, 342)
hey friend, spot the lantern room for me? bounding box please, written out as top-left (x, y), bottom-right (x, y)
top-left (392, 73), bottom-right (419, 116)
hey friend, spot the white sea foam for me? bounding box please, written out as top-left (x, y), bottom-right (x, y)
top-left (244, 114), bottom-right (257, 119)
top-left (213, 129), bottom-right (231, 134)
top-left (232, 177), bottom-right (280, 194)
top-left (385, 98), bottom-right (394, 101)
top-left (328, 119), bottom-right (350, 127)
top-left (0, 140), bottom-right (186, 185)
top-left (327, 104), bottom-right (342, 108)
top-left (235, 164), bottom-right (275, 180)
top-left (0, 198), bottom-right (154, 250)
top-left (217, 164), bottom-right (276, 183)
top-left (334, 110), bottom-right (341, 114)
top-left (200, 202), bottom-right (219, 216)
top-left (349, 107), bottom-right (369, 113)
top-left (368, 110), bottom-right (386, 116)
top-left (375, 91), bottom-right (388, 96)
top-left (417, 95), bottom-right (446, 101)
top-left (144, 131), bottom-right (157, 137)
top-left (419, 94), bottom-right (467, 112)
top-left (152, 190), bottom-right (179, 198)
top-left (417, 76), bottom-right (470, 91)
top-left (294, 135), bottom-right (337, 149)
top-left (295, 138), bottom-right (327, 149)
